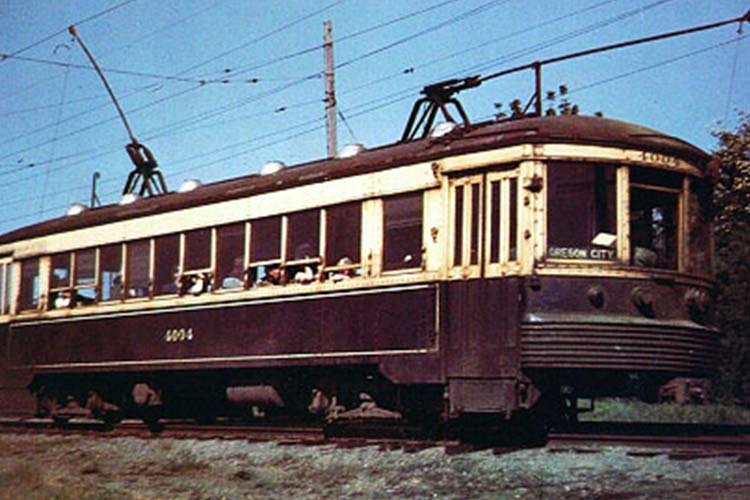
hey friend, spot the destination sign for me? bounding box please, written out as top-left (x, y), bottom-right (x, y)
top-left (548, 247), bottom-right (616, 260)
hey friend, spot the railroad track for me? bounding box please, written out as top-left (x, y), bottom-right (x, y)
top-left (2, 417), bottom-right (749, 457)
top-left (549, 422), bottom-right (750, 457)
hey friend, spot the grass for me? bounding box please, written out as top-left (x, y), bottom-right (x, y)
top-left (581, 398), bottom-right (750, 424)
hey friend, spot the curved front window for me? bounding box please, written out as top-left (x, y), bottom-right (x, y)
top-left (629, 167), bottom-right (682, 270)
top-left (547, 162), bottom-right (617, 261)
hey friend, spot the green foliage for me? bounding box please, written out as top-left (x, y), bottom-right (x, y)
top-left (581, 398), bottom-right (750, 424)
top-left (712, 111), bottom-right (750, 402)
top-left (494, 84), bottom-right (603, 119)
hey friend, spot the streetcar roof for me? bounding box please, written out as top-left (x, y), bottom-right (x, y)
top-left (0, 114), bottom-right (708, 245)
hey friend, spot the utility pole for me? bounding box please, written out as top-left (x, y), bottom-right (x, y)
top-left (323, 20), bottom-right (337, 158)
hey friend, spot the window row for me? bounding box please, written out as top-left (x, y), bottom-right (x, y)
top-left (16, 193), bottom-right (424, 311)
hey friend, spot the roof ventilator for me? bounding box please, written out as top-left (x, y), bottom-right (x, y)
top-left (177, 179), bottom-right (202, 193)
top-left (119, 193), bottom-right (142, 205)
top-left (429, 121), bottom-right (459, 139)
top-left (66, 203), bottom-right (88, 216)
top-left (260, 161), bottom-right (286, 176)
top-left (337, 143), bottom-right (366, 158)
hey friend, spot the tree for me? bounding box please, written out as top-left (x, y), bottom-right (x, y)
top-left (712, 111), bottom-right (750, 403)
top-left (494, 84), bottom-right (603, 119)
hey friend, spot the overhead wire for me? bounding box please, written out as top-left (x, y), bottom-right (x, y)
top-left (3, 28), bottom-right (742, 221)
top-left (0, 0), bottom-right (474, 157)
top-left (170, 0), bottom-right (621, 141)
top-left (723, 27), bottom-right (744, 122)
top-left (0, 1), bottom-right (351, 166)
top-left (0, 0), bottom-right (685, 192)
top-left (39, 47), bottom-right (74, 217)
top-left (334, 0), bottom-right (512, 70)
top-left (2, 0), bottom-right (226, 102)
top-left (0, 53), bottom-right (232, 84)
top-left (0, 0), bottom-right (676, 176)
top-left (176, 0), bottom-right (347, 77)
top-left (96, 0), bottom-right (512, 148)
top-left (335, 0), bottom-right (672, 120)
top-left (223, 0), bottom-right (468, 79)
top-left (0, 0), bottom-right (137, 63)
top-left (0, 0), bottom-right (741, 220)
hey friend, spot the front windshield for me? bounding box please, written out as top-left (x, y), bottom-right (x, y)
top-left (547, 162), bottom-right (617, 261)
top-left (629, 167), bottom-right (682, 270)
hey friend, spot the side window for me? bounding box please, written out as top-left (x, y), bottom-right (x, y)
top-left (181, 228), bottom-right (213, 295)
top-left (325, 202), bottom-right (362, 281)
top-left (250, 216), bottom-right (282, 286)
top-left (216, 223), bottom-right (246, 290)
top-left (286, 210), bottom-right (320, 284)
top-left (126, 240), bottom-right (151, 299)
top-left (630, 168), bottom-right (682, 270)
top-left (74, 249), bottom-right (97, 305)
top-left (547, 163), bottom-right (617, 261)
top-left (154, 234), bottom-right (179, 296)
top-left (383, 192), bottom-right (423, 271)
top-left (0, 262), bottom-right (8, 315)
top-left (100, 244), bottom-right (123, 301)
top-left (19, 258), bottom-right (40, 311)
top-left (184, 228), bottom-right (212, 272)
top-left (49, 253), bottom-right (72, 309)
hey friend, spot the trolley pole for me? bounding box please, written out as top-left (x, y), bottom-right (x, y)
top-left (323, 20), bottom-right (337, 158)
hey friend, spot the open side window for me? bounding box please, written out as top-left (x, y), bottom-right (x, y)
top-left (324, 202), bottom-right (362, 282)
top-left (180, 228), bottom-right (213, 295)
top-left (73, 249), bottom-right (97, 305)
top-left (49, 252), bottom-right (71, 309)
top-left (215, 222), bottom-right (246, 290)
top-left (285, 210), bottom-right (321, 284)
top-left (249, 216), bottom-right (283, 286)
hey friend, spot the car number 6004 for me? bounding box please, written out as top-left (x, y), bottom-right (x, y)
top-left (164, 328), bottom-right (194, 342)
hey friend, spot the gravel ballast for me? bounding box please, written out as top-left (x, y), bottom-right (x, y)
top-left (1, 433), bottom-right (749, 499)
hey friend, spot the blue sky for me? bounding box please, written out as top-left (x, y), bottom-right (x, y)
top-left (1, 0), bottom-right (748, 236)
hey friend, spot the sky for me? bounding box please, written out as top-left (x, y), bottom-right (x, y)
top-left (0, 0), bottom-right (748, 236)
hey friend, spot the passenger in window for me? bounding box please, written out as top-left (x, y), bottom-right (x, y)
top-left (221, 257), bottom-right (246, 289)
top-left (329, 257), bottom-right (359, 283)
top-left (293, 266), bottom-right (315, 284)
top-left (179, 272), bottom-right (211, 296)
top-left (257, 265), bottom-right (283, 286)
top-left (52, 290), bottom-right (72, 309)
